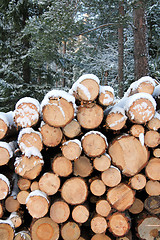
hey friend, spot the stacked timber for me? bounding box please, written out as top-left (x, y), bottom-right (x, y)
top-left (0, 74), bottom-right (160, 240)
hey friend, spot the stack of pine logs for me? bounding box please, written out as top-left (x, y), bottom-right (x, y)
top-left (0, 74), bottom-right (160, 240)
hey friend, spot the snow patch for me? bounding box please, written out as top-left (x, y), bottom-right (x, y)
top-left (26, 190), bottom-right (49, 204)
top-left (139, 133), bottom-right (144, 146)
top-left (18, 127), bottom-right (42, 144)
top-left (81, 130), bottom-right (108, 147)
top-left (152, 84), bottom-right (160, 97)
top-left (0, 111), bottom-right (15, 129)
top-left (23, 146), bottom-right (43, 159)
top-left (99, 85), bottom-right (114, 95)
top-left (15, 97), bottom-right (40, 113)
top-left (0, 174), bottom-right (10, 193)
top-left (0, 219), bottom-right (14, 229)
top-left (62, 139), bottom-right (82, 150)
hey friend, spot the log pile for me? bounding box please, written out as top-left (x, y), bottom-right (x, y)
top-left (0, 74), bottom-right (160, 240)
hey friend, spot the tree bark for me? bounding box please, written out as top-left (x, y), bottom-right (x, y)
top-left (133, 0), bottom-right (149, 80)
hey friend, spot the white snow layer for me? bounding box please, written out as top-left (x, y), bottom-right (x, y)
top-left (99, 85), bottom-right (114, 95)
top-left (154, 112), bottom-right (160, 120)
top-left (0, 174), bottom-right (10, 192)
top-left (18, 127), bottom-right (42, 144)
top-left (153, 84), bottom-right (160, 97)
top-left (0, 219), bottom-right (15, 229)
top-left (23, 146), bottom-right (43, 159)
top-left (139, 133), bottom-right (144, 146)
top-left (124, 93), bottom-right (156, 112)
top-left (0, 111), bottom-right (15, 128)
top-left (81, 130), bottom-right (108, 147)
top-left (26, 190), bottom-right (49, 204)
top-left (124, 76), bottom-right (156, 97)
top-left (41, 89), bottom-right (77, 112)
top-left (69, 74), bottom-right (100, 97)
top-left (15, 97), bottom-right (41, 113)
top-left (0, 141), bottom-right (13, 158)
top-left (62, 139), bottom-right (82, 150)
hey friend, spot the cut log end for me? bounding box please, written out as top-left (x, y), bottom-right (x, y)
top-left (50, 200), bottom-right (70, 224)
top-left (101, 166), bottom-right (121, 187)
top-left (0, 178), bottom-right (10, 200)
top-left (130, 174), bottom-right (146, 190)
top-left (62, 119), bottom-right (81, 138)
top-left (129, 198), bottom-right (144, 214)
top-left (61, 222), bottom-right (81, 240)
top-left (145, 158), bottom-right (160, 181)
top-left (72, 205), bottom-right (89, 223)
top-left (0, 221), bottom-right (14, 240)
top-left (105, 112), bottom-right (127, 131)
top-left (144, 130), bottom-right (160, 148)
top-left (14, 231), bottom-right (31, 240)
top-left (91, 215), bottom-right (108, 234)
top-left (5, 196), bottom-right (20, 213)
top-left (90, 179), bottom-right (106, 197)
top-left (91, 233), bottom-right (111, 240)
top-left (74, 156), bottom-right (93, 178)
top-left (93, 154), bottom-right (111, 172)
top-left (99, 91), bottom-right (114, 106)
top-left (144, 196), bottom-right (160, 215)
top-left (39, 172), bottom-right (60, 196)
top-left (77, 79), bottom-right (99, 102)
top-left (0, 119), bottom-right (8, 140)
top-left (18, 131), bottom-right (43, 152)
top-left (130, 124), bottom-right (145, 138)
top-left (96, 200), bottom-right (111, 217)
top-left (0, 147), bottom-right (10, 166)
top-left (145, 180), bottom-right (160, 196)
top-left (62, 141), bottom-right (82, 161)
top-left (51, 156), bottom-right (72, 177)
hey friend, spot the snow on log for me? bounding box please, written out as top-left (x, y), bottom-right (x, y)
top-left (0, 219), bottom-right (14, 240)
top-left (0, 141), bottom-right (13, 166)
top-left (0, 111), bottom-right (16, 140)
top-left (41, 89), bottom-right (76, 127)
top-left (98, 86), bottom-right (114, 106)
top-left (61, 139), bottom-right (82, 161)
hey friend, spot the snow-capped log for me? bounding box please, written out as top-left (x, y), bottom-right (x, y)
top-left (26, 190), bottom-right (50, 218)
top-left (30, 217), bottom-right (59, 240)
top-left (69, 74), bottom-right (100, 102)
top-left (61, 139), bottom-right (82, 161)
top-left (98, 86), bottom-right (114, 107)
top-left (107, 212), bottom-right (131, 237)
top-left (62, 119), bottom-right (81, 139)
top-left (0, 111), bottom-right (17, 140)
top-left (81, 131), bottom-right (108, 157)
top-left (0, 141), bottom-right (13, 166)
top-left (14, 231), bottom-right (31, 240)
top-left (0, 174), bottom-right (10, 200)
top-left (8, 212), bottom-right (23, 228)
top-left (124, 76), bottom-right (156, 97)
top-left (124, 93), bottom-right (156, 124)
top-left (39, 121), bottom-right (63, 147)
top-left (77, 103), bottom-right (103, 129)
top-left (104, 106), bottom-right (127, 131)
top-left (14, 97), bottom-right (41, 128)
top-left (147, 111), bottom-right (160, 130)
top-left (41, 90), bottom-right (76, 128)
top-left (0, 219), bottom-right (15, 240)
top-left (108, 135), bottom-right (149, 176)
top-left (136, 214), bottom-right (160, 240)
top-left (14, 147), bottom-right (44, 180)
top-left (18, 128), bottom-right (43, 153)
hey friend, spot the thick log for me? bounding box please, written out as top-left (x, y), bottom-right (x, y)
top-left (93, 154), bottom-right (111, 172)
top-left (145, 180), bottom-right (160, 196)
top-left (14, 97), bottom-right (40, 128)
top-left (26, 190), bottom-right (49, 218)
top-left (144, 196), bottom-right (160, 215)
top-left (129, 174), bottom-right (146, 190)
top-left (61, 139), bottom-right (82, 161)
top-left (101, 166), bottom-right (121, 187)
top-left (0, 219), bottom-right (14, 240)
top-left (129, 198), bottom-right (144, 214)
top-left (0, 142), bottom-right (13, 166)
top-left (39, 122), bottom-right (63, 147)
top-left (51, 155), bottom-right (72, 177)
top-left (90, 179), bottom-right (106, 197)
top-left (98, 86), bottom-right (114, 107)
top-left (109, 135), bottom-right (149, 176)
top-left (95, 199), bottom-right (111, 217)
top-left (81, 131), bottom-right (108, 157)
top-left (73, 156), bottom-right (93, 178)
top-left (61, 177), bottom-right (88, 205)
top-left (39, 172), bottom-right (60, 196)
top-left (30, 217), bottom-right (59, 240)
top-left (107, 183), bottom-right (135, 211)
top-left (50, 200), bottom-right (70, 224)
top-left (61, 222), bottom-right (81, 240)
top-left (136, 214), bottom-right (160, 240)
top-left (17, 178), bottom-right (31, 191)
top-left (41, 90), bottom-right (76, 127)
top-left (145, 158), bottom-right (160, 181)
top-left (124, 93), bottom-right (156, 124)
top-left (0, 174), bottom-right (10, 200)
top-left (14, 231), bottom-right (31, 240)
top-left (14, 150), bottom-right (44, 180)
top-left (108, 212), bottom-right (131, 237)
top-left (144, 130), bottom-right (160, 148)
top-left (62, 119), bottom-right (81, 139)
top-left (18, 128), bottom-right (43, 152)
top-left (91, 215), bottom-right (108, 234)
top-left (77, 103), bottom-right (103, 129)
top-left (17, 190), bottom-right (29, 205)
top-left (72, 205), bottom-right (89, 223)
top-left (69, 74), bottom-right (100, 102)
top-left (105, 107), bottom-right (127, 131)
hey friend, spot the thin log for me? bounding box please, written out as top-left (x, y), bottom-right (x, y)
top-left (17, 190), bottom-right (29, 205)
top-left (101, 166), bottom-right (121, 187)
top-left (62, 119), bottom-right (81, 139)
top-left (147, 112), bottom-right (160, 131)
top-left (0, 111), bottom-right (16, 140)
top-left (144, 130), bottom-right (160, 148)
top-left (91, 233), bottom-right (111, 240)
top-left (17, 178), bottom-right (31, 191)
top-left (61, 177), bottom-right (88, 205)
top-left (130, 124), bottom-right (145, 138)
top-left (96, 199), bottom-right (111, 217)
top-left (90, 179), bottom-right (106, 197)
top-left (145, 158), bottom-right (160, 181)
top-left (98, 86), bottom-right (114, 107)
top-left (129, 174), bottom-right (146, 190)
top-left (0, 174), bottom-right (10, 200)
top-left (107, 183), bottom-right (135, 211)
top-left (105, 107), bottom-right (127, 131)
top-left (72, 205), bottom-right (89, 223)
top-left (61, 139), bottom-right (82, 161)
top-left (61, 221), bottom-right (81, 240)
top-left (39, 172), bottom-right (60, 196)
top-left (73, 156), bottom-right (93, 178)
top-left (153, 147), bottom-right (160, 158)
top-left (0, 142), bottom-right (13, 166)
top-left (39, 122), bottom-right (63, 147)
top-left (144, 196), bottom-right (160, 215)
top-left (8, 212), bottom-right (23, 228)
top-left (145, 180), bottom-right (160, 196)
top-left (129, 198), bottom-right (144, 214)
top-left (14, 231), bottom-right (31, 240)
top-left (50, 200), bottom-right (70, 224)
top-left (0, 202), bottom-right (3, 218)
top-left (51, 155), bottom-right (72, 177)
top-left (5, 196), bottom-right (20, 213)
top-left (93, 154), bottom-right (111, 172)
top-left (91, 215), bottom-right (108, 234)
top-left (30, 181), bottom-right (39, 191)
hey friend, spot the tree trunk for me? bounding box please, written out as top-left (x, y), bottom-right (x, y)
top-left (133, 0), bottom-right (149, 80)
top-left (118, 1), bottom-right (124, 97)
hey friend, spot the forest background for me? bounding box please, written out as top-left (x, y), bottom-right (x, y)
top-left (0, 0), bottom-right (160, 112)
